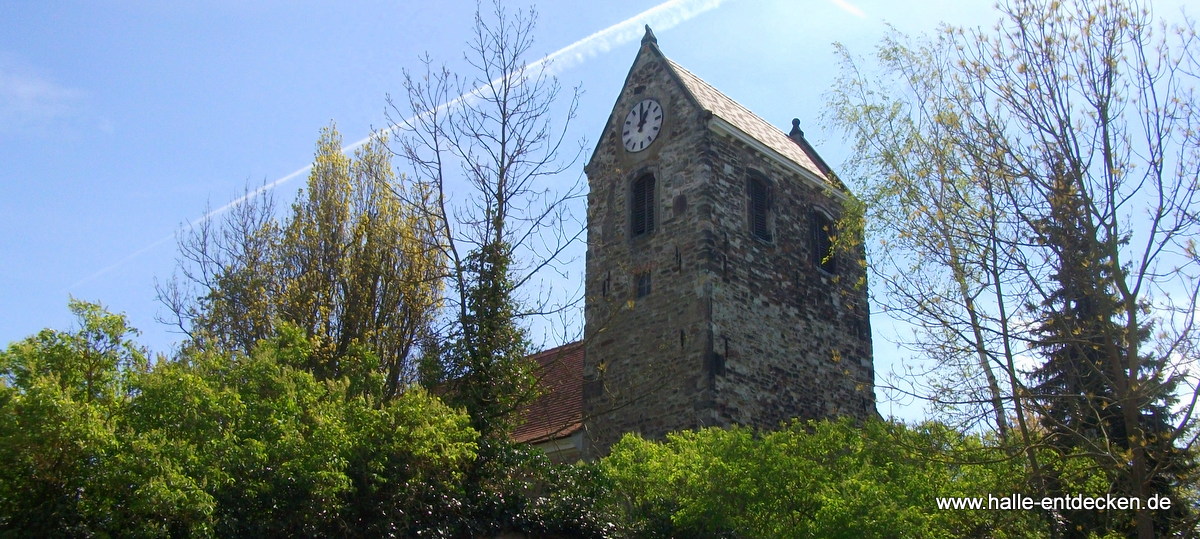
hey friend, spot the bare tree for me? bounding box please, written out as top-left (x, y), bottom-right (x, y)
top-left (830, 0), bottom-right (1200, 535)
top-left (386, 0), bottom-right (584, 437)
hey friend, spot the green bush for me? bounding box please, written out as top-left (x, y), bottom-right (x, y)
top-left (600, 418), bottom-right (1046, 538)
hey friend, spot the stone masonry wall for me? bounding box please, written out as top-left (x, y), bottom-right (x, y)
top-left (583, 48), bottom-right (719, 457)
top-left (583, 42), bottom-right (874, 458)
top-left (702, 132), bottom-right (874, 430)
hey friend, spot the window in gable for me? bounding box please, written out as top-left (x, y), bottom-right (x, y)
top-left (631, 174), bottom-right (656, 238)
top-left (747, 175), bottom-right (772, 242)
top-left (811, 210), bottom-right (837, 273)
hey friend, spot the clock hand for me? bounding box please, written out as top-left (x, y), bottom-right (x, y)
top-left (637, 104), bottom-right (647, 131)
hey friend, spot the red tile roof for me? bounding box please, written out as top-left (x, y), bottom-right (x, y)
top-left (511, 341), bottom-right (584, 444)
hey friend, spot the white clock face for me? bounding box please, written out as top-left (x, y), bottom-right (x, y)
top-left (622, 98), bottom-right (663, 152)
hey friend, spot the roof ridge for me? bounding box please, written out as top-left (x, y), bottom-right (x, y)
top-left (662, 57), bottom-right (843, 191)
top-left (526, 340), bottom-right (582, 362)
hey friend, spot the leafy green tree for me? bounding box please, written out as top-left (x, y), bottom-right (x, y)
top-left (128, 324), bottom-right (479, 536)
top-left (601, 418), bottom-right (1045, 538)
top-left (1, 299), bottom-right (147, 405)
top-left (160, 124), bottom-right (442, 401)
top-left (138, 334), bottom-right (353, 535)
top-left (0, 300), bottom-right (212, 536)
top-left (1, 303), bottom-right (480, 536)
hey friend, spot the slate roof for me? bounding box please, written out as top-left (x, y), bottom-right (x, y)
top-left (511, 341), bottom-right (584, 444)
top-left (664, 58), bottom-right (845, 191)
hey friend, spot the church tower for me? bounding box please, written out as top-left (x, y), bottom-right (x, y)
top-left (581, 28), bottom-right (875, 457)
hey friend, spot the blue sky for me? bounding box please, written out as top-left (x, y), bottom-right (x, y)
top-left (2, 0), bottom-right (1104, 418)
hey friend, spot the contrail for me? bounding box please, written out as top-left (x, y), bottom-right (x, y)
top-left (69, 0), bottom-right (728, 290)
top-left (829, 0), bottom-right (865, 18)
top-left (67, 166), bottom-right (313, 290)
top-left (343, 0), bottom-right (729, 162)
top-left (534, 0), bottom-right (727, 76)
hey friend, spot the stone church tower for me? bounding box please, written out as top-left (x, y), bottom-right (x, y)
top-left (580, 28), bottom-right (875, 457)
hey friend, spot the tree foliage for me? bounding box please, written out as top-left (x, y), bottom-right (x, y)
top-left (159, 124), bottom-right (442, 401)
top-left (3, 305), bottom-right (1145, 538)
top-left (829, 0), bottom-right (1200, 535)
top-left (600, 418), bottom-right (1044, 538)
top-left (442, 242), bottom-right (539, 438)
top-left (0, 300), bottom-right (150, 534)
top-left (1, 302), bottom-right (481, 536)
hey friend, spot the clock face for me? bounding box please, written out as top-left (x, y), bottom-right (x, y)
top-left (622, 98), bottom-right (663, 152)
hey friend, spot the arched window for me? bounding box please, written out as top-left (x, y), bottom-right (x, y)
top-left (811, 210), bottom-right (837, 273)
top-left (747, 175), bottom-right (771, 242)
top-left (631, 174), bottom-right (656, 238)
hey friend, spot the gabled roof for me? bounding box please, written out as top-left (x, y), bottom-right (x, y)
top-left (586, 27), bottom-right (845, 195)
top-left (664, 58), bottom-right (842, 190)
top-left (511, 341), bottom-right (584, 444)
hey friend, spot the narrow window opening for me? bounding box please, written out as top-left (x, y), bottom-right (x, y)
top-left (811, 210), bottom-right (837, 273)
top-left (631, 174), bottom-right (656, 238)
top-left (748, 176), bottom-right (771, 242)
top-left (636, 272), bottom-right (652, 298)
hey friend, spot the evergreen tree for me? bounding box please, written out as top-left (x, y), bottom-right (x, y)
top-left (1030, 168), bottom-right (1128, 450)
top-left (1030, 168), bottom-right (1190, 536)
top-left (442, 241), bottom-right (537, 440)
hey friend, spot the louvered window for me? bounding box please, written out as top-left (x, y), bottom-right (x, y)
top-left (748, 177), bottom-right (771, 241)
top-left (631, 174), bottom-right (655, 237)
top-left (811, 210), bottom-right (837, 273)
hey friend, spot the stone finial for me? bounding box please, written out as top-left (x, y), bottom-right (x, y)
top-left (788, 118), bottom-right (804, 141)
top-left (642, 25), bottom-right (658, 46)
top-left (788, 118), bottom-right (834, 177)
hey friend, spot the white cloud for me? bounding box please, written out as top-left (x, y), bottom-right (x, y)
top-left (0, 55), bottom-right (83, 135)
